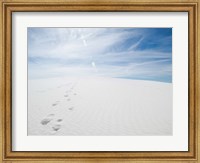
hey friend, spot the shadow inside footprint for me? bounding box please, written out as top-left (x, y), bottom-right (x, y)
top-left (64, 95), bottom-right (68, 97)
top-left (52, 124), bottom-right (61, 131)
top-left (57, 119), bottom-right (62, 122)
top-left (73, 93), bottom-right (77, 95)
top-left (67, 98), bottom-right (71, 101)
top-left (68, 107), bottom-right (74, 111)
top-left (41, 118), bottom-right (51, 125)
top-left (52, 101), bottom-right (59, 106)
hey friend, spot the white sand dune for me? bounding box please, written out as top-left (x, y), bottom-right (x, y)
top-left (28, 77), bottom-right (172, 136)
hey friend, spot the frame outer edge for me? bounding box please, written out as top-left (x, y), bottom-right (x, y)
top-left (0, 1), bottom-right (4, 163)
top-left (197, 0), bottom-right (200, 162)
top-left (0, 0), bottom-right (199, 4)
top-left (0, 0), bottom-right (200, 162)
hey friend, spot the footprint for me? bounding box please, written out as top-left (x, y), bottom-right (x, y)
top-left (73, 93), bottom-right (77, 95)
top-left (64, 95), bottom-right (68, 97)
top-left (67, 98), bottom-right (71, 101)
top-left (41, 119), bottom-right (51, 125)
top-left (41, 114), bottom-right (54, 125)
top-left (52, 124), bottom-right (61, 131)
top-left (52, 101), bottom-right (60, 106)
top-left (57, 119), bottom-right (62, 122)
top-left (68, 107), bottom-right (74, 111)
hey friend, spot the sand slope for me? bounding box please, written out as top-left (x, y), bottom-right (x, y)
top-left (28, 77), bottom-right (172, 136)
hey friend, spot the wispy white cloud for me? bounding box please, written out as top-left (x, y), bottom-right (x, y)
top-left (28, 28), bottom-right (172, 82)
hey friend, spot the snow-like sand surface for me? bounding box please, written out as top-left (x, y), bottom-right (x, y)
top-left (28, 77), bottom-right (172, 136)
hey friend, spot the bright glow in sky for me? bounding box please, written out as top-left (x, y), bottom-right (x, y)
top-left (28, 28), bottom-right (172, 83)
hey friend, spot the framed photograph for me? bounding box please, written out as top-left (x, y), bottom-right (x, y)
top-left (0, 0), bottom-right (199, 162)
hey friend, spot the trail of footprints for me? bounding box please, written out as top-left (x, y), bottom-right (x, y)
top-left (40, 83), bottom-right (77, 133)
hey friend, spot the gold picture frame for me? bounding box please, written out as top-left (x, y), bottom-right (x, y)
top-left (0, 0), bottom-right (199, 162)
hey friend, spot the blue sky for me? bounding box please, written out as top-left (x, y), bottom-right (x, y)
top-left (28, 28), bottom-right (172, 83)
